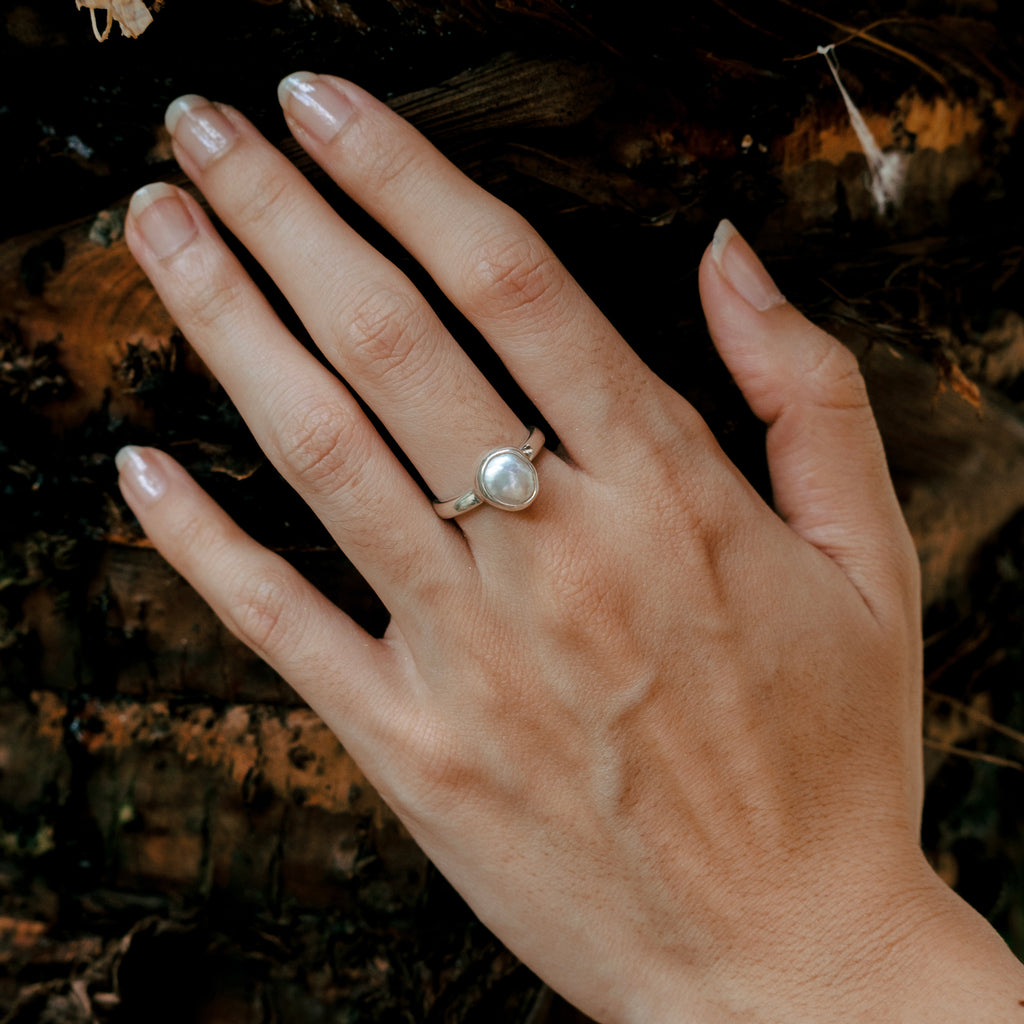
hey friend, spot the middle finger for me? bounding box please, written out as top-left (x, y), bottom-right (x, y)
top-left (163, 94), bottom-right (540, 507)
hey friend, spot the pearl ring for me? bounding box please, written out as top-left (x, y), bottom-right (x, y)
top-left (433, 428), bottom-right (544, 519)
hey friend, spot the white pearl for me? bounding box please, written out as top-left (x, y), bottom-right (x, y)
top-left (478, 450), bottom-right (538, 509)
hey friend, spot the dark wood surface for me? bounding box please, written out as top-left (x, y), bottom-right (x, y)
top-left (2, 1), bottom-right (1024, 1020)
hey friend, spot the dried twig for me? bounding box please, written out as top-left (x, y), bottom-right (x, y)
top-left (923, 737), bottom-right (1024, 771)
top-left (926, 690), bottom-right (1024, 750)
top-left (772, 0), bottom-right (949, 87)
top-left (788, 19), bottom-right (914, 59)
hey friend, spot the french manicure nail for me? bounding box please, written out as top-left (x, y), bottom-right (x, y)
top-left (116, 445), bottom-right (167, 503)
top-left (128, 183), bottom-right (198, 259)
top-left (165, 94), bottom-right (237, 168)
top-left (711, 219), bottom-right (787, 313)
top-left (278, 71), bottom-right (354, 145)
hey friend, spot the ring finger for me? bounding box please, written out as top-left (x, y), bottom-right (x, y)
top-left (160, 94), bottom-right (557, 517)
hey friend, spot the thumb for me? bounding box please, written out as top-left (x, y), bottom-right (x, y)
top-left (698, 219), bottom-right (918, 614)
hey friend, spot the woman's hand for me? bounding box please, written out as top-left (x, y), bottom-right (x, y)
top-left (117, 74), bottom-right (1024, 1022)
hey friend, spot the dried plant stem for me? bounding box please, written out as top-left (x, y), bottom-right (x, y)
top-left (923, 738), bottom-right (1024, 771)
top-left (772, 0), bottom-right (949, 87)
top-left (926, 690), bottom-right (1024, 750)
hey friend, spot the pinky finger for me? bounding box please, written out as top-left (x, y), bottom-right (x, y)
top-left (115, 445), bottom-right (397, 742)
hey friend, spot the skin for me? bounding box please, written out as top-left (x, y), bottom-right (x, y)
top-left (117, 73), bottom-right (1024, 1022)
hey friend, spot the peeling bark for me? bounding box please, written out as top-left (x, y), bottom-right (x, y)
top-left (75, 0), bottom-right (155, 41)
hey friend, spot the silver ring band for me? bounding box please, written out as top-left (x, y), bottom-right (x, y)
top-left (433, 428), bottom-right (545, 519)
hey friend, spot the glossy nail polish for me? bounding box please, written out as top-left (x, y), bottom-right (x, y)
top-left (165, 94), bottom-right (237, 168)
top-left (278, 72), bottom-right (354, 145)
top-left (116, 446), bottom-right (167, 503)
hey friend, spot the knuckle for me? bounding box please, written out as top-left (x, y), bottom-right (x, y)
top-left (180, 259), bottom-right (250, 334)
top-left (385, 714), bottom-right (471, 819)
top-left (463, 228), bottom-right (567, 322)
top-left (415, 728), bottom-right (469, 802)
top-left (227, 163), bottom-right (295, 233)
top-left (803, 336), bottom-right (871, 411)
top-left (355, 128), bottom-right (422, 197)
top-left (529, 528), bottom-right (628, 639)
top-left (170, 504), bottom-right (227, 567)
top-left (225, 565), bottom-right (303, 662)
top-left (343, 286), bottom-right (434, 383)
top-left (272, 400), bottom-right (363, 493)
top-left (543, 532), bottom-right (604, 609)
top-left (389, 559), bottom-right (462, 611)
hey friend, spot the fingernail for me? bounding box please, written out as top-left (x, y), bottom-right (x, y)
top-left (278, 71), bottom-right (354, 145)
top-left (116, 446), bottom-right (167, 503)
top-left (165, 94), bottom-right (237, 168)
top-left (128, 183), bottom-right (198, 259)
top-left (710, 219), bottom-right (786, 312)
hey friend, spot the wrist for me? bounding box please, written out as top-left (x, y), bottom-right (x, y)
top-left (880, 877), bottom-right (1024, 1023)
top-left (617, 856), bottom-right (1024, 1024)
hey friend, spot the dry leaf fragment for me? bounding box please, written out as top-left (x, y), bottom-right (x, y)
top-left (76, 0), bottom-right (153, 41)
top-left (936, 350), bottom-right (983, 410)
top-left (947, 362), bottom-right (982, 409)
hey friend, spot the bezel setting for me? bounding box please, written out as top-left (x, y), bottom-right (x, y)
top-left (476, 447), bottom-right (540, 511)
